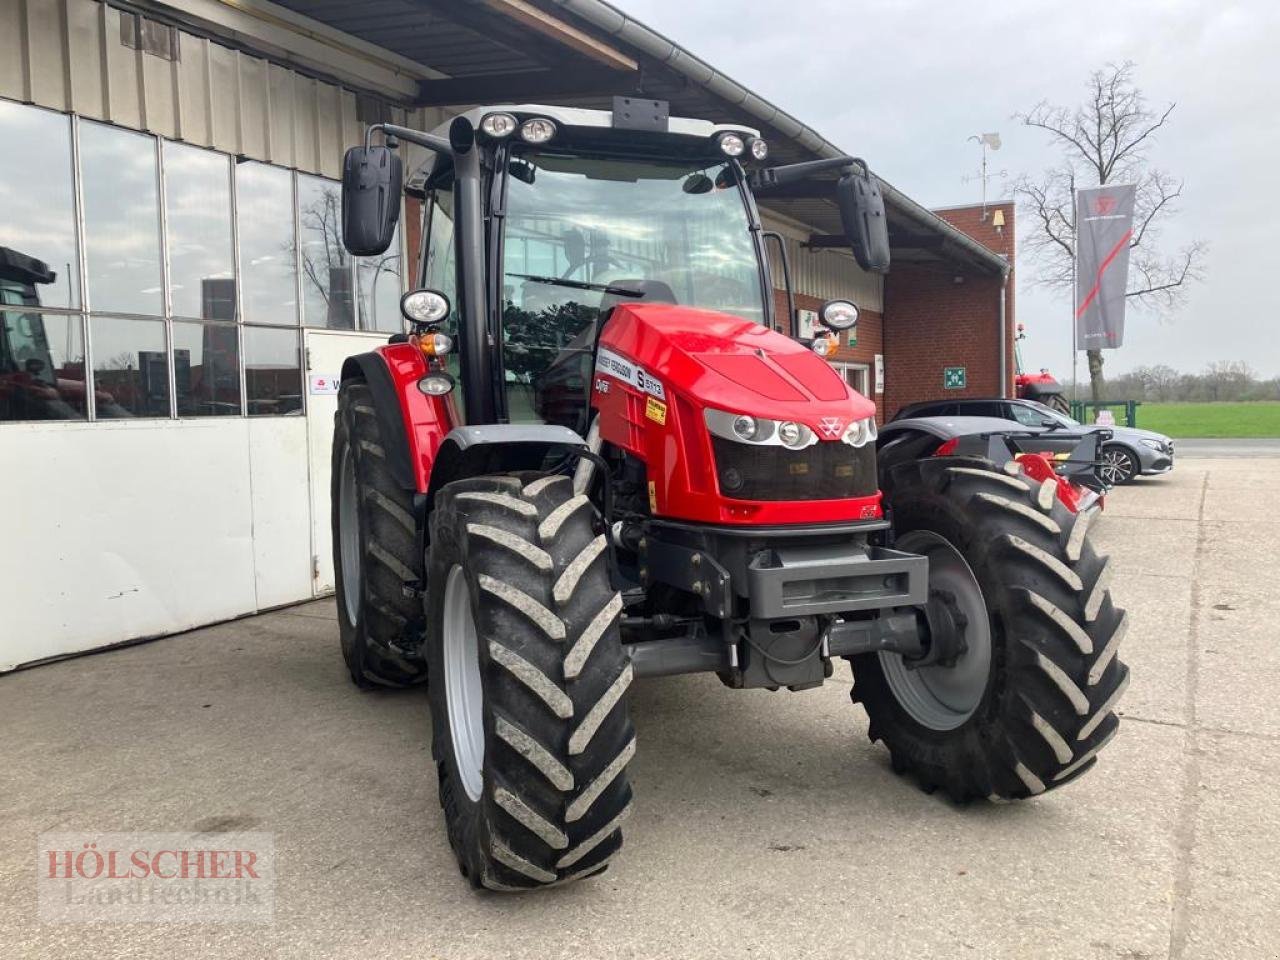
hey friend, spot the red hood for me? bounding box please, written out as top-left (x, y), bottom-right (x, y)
top-left (599, 303), bottom-right (876, 430)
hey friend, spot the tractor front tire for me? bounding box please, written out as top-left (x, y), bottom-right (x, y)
top-left (851, 456), bottom-right (1129, 800)
top-left (425, 473), bottom-right (635, 891)
top-left (332, 379), bottom-right (427, 687)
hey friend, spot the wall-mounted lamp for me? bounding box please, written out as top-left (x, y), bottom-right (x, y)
top-left (991, 208), bottom-right (1006, 235)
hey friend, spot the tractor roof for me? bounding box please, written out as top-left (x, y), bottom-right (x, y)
top-left (408, 103), bottom-right (760, 187)
top-left (431, 103), bottom-right (758, 142)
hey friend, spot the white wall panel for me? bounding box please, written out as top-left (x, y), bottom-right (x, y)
top-left (0, 420), bottom-right (257, 669)
top-left (248, 417), bottom-right (313, 610)
top-left (0, 419), bottom-right (317, 671)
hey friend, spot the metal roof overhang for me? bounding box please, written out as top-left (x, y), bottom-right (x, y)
top-left (265, 0), bottom-right (1007, 276)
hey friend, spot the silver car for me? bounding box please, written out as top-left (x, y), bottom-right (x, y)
top-left (892, 397), bottom-right (1174, 484)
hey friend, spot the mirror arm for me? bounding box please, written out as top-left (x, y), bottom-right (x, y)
top-left (749, 155), bottom-right (867, 191)
top-left (368, 122), bottom-right (454, 157)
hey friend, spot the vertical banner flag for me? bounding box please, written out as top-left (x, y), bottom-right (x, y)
top-left (1075, 184), bottom-right (1136, 350)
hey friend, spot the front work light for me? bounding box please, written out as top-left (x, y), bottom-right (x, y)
top-left (749, 137), bottom-right (769, 160)
top-left (519, 118), bottom-right (557, 144)
top-left (819, 299), bottom-right (859, 331)
top-left (480, 113), bottom-right (517, 138)
top-left (417, 373), bottom-right (455, 396)
top-left (401, 289), bottom-right (450, 326)
top-left (717, 132), bottom-right (745, 157)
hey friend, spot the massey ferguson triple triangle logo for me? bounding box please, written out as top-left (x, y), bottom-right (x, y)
top-left (818, 417), bottom-right (844, 438)
top-left (1093, 195), bottom-right (1118, 215)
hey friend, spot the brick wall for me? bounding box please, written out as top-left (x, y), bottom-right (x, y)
top-left (881, 201), bottom-right (1015, 420)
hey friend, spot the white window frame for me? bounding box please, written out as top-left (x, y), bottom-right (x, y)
top-left (834, 361), bottom-right (872, 397)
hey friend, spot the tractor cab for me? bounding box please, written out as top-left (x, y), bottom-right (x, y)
top-left (343, 101), bottom-right (887, 432)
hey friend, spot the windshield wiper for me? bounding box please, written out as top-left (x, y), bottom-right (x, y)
top-left (508, 273), bottom-right (644, 297)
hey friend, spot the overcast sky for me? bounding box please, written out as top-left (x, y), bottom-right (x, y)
top-left (623, 0), bottom-right (1280, 380)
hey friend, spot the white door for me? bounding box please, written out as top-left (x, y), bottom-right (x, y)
top-left (303, 329), bottom-right (391, 596)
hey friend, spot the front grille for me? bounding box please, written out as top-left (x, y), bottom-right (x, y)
top-left (711, 437), bottom-right (878, 501)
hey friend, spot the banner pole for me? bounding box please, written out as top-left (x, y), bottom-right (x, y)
top-left (1071, 190), bottom-right (1078, 404)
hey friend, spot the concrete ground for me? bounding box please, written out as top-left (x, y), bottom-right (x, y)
top-left (3, 457), bottom-right (1279, 959)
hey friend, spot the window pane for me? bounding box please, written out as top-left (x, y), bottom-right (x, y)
top-left (164, 142), bottom-right (234, 319)
top-left (244, 326), bottom-right (302, 416)
top-left (80, 122), bottom-right (162, 315)
top-left (0, 102), bottom-right (80, 309)
top-left (90, 316), bottom-right (169, 418)
top-left (174, 321), bottom-right (240, 417)
top-left (355, 220), bottom-right (403, 332)
top-left (1, 310), bottom-right (86, 421)
top-left (236, 161), bottom-right (298, 325)
top-left (297, 175), bottom-right (353, 329)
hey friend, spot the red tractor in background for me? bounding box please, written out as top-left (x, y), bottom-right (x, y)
top-left (332, 101), bottom-right (1128, 892)
top-left (1014, 322), bottom-right (1072, 414)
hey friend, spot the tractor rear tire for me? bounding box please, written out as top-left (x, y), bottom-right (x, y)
top-left (1046, 393), bottom-right (1072, 415)
top-left (425, 473), bottom-right (635, 891)
top-left (332, 379), bottom-right (427, 687)
top-left (851, 456), bottom-right (1129, 800)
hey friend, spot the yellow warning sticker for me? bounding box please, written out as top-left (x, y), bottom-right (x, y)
top-left (645, 396), bottom-right (667, 425)
top-left (647, 480), bottom-right (657, 512)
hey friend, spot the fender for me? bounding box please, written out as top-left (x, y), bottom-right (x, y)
top-left (341, 343), bottom-right (456, 493)
top-left (426, 424), bottom-right (587, 505)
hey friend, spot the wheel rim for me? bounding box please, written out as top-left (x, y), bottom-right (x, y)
top-left (443, 564), bottom-right (485, 801)
top-left (1100, 448), bottom-right (1133, 484)
top-left (338, 444), bottom-right (362, 625)
top-left (879, 530), bottom-right (992, 731)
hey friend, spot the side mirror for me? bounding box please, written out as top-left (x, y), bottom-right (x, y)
top-left (836, 169), bottom-right (891, 274)
top-left (342, 146), bottom-right (402, 256)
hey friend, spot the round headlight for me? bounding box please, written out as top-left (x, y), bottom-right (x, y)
top-left (520, 118), bottom-right (557, 144)
top-left (717, 132), bottom-right (745, 157)
top-left (819, 299), bottom-right (859, 331)
top-left (733, 414), bottom-right (759, 441)
top-left (401, 289), bottom-right (450, 326)
top-left (842, 417), bottom-right (878, 448)
top-left (417, 373), bottom-right (455, 396)
top-left (778, 421), bottom-right (804, 447)
top-left (811, 336), bottom-right (834, 358)
top-left (480, 112), bottom-right (517, 138)
top-left (749, 138), bottom-right (768, 160)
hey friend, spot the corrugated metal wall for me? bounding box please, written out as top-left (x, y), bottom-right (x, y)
top-left (761, 220), bottom-right (884, 312)
top-left (0, 0), bottom-right (450, 179)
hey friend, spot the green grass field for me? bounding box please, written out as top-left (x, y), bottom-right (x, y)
top-left (1126, 402), bottom-right (1280, 438)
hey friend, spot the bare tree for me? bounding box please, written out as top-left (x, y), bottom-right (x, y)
top-left (1013, 62), bottom-right (1205, 400)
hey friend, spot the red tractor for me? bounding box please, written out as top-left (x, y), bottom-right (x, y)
top-left (333, 102), bottom-right (1128, 892)
top-left (1014, 323), bottom-right (1072, 414)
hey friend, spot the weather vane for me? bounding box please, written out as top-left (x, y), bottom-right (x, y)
top-left (963, 132), bottom-right (1006, 219)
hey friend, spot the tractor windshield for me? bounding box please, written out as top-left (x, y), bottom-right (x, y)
top-left (499, 153), bottom-right (765, 424)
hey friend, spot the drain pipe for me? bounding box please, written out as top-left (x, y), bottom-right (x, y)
top-left (998, 268), bottom-right (1010, 398)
